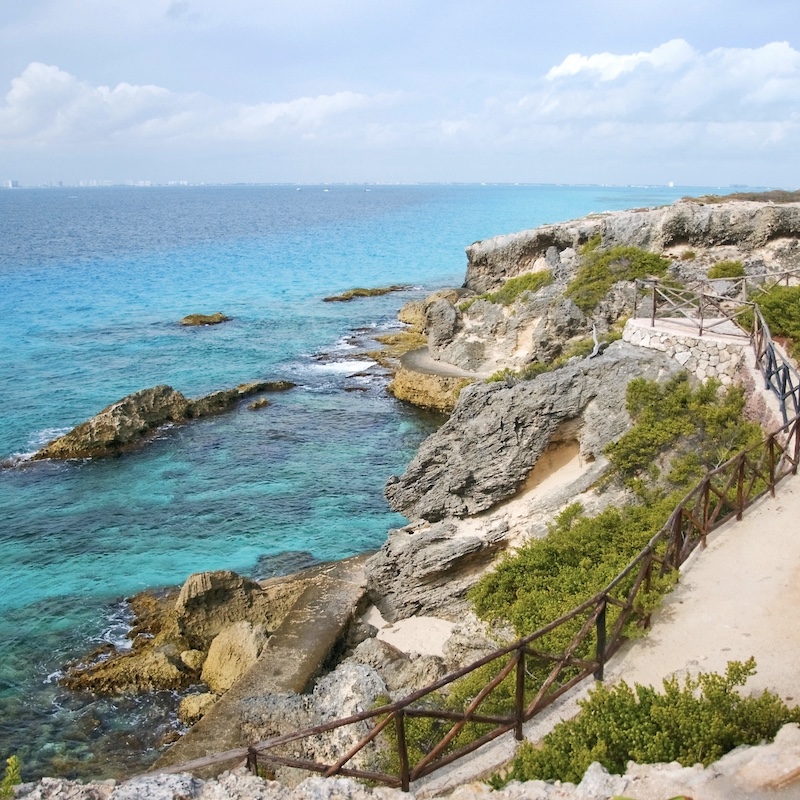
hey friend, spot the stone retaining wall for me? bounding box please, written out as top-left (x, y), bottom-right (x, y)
top-left (622, 319), bottom-right (748, 385)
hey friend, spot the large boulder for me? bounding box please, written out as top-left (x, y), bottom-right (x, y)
top-left (175, 570), bottom-right (273, 651)
top-left (33, 385), bottom-right (190, 460)
top-left (200, 621), bottom-right (268, 693)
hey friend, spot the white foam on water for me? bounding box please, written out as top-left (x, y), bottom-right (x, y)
top-left (310, 359), bottom-right (378, 375)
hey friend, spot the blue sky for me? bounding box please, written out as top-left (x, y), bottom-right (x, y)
top-left (1, 0), bottom-right (798, 186)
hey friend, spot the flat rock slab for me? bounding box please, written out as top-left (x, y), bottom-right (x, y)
top-left (153, 554), bottom-right (370, 775)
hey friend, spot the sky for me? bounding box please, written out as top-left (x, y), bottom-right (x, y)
top-left (0, 0), bottom-right (798, 187)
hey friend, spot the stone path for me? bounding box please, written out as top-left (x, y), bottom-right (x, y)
top-left (152, 554), bottom-right (370, 776)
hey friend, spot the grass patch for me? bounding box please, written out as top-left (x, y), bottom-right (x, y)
top-left (605, 374), bottom-right (762, 495)
top-left (707, 260), bottom-right (745, 279)
top-left (566, 241), bottom-right (670, 313)
top-left (461, 270), bottom-right (554, 311)
top-left (493, 659), bottom-right (800, 786)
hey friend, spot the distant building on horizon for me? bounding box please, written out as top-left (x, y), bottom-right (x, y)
top-left (3, 180), bottom-right (19, 188)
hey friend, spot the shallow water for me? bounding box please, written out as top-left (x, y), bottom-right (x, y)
top-left (0, 183), bottom-right (732, 780)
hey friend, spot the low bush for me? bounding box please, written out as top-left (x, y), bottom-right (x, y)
top-left (493, 659), bottom-right (800, 786)
top-left (462, 270), bottom-right (554, 311)
top-left (605, 374), bottom-right (762, 494)
top-left (707, 260), bottom-right (745, 279)
top-left (743, 284), bottom-right (800, 353)
top-left (566, 241), bottom-right (670, 313)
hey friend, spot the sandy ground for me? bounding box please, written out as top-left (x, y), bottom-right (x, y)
top-left (607, 469), bottom-right (800, 702)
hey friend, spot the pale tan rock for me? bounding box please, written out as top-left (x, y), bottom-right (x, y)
top-left (201, 621), bottom-right (268, 694)
top-left (175, 570), bottom-right (269, 650)
top-left (387, 364), bottom-right (472, 413)
top-left (178, 691), bottom-right (218, 725)
top-left (180, 649), bottom-right (206, 672)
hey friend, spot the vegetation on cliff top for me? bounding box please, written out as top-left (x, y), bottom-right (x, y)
top-left (691, 189), bottom-right (800, 204)
top-left (743, 284), bottom-right (800, 354)
top-left (494, 658), bottom-right (800, 786)
top-left (566, 237), bottom-right (670, 313)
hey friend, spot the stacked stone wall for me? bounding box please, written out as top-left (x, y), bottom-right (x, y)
top-left (622, 319), bottom-right (748, 385)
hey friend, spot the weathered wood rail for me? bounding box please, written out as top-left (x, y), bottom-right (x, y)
top-left (151, 274), bottom-right (800, 790)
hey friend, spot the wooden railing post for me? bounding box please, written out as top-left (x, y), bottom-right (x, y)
top-left (698, 292), bottom-right (705, 336)
top-left (246, 746), bottom-right (258, 775)
top-left (593, 599), bottom-right (607, 681)
top-left (736, 454), bottom-right (745, 520)
top-left (395, 710), bottom-right (411, 792)
top-left (515, 647), bottom-right (525, 740)
top-left (650, 282), bottom-right (657, 327)
top-left (769, 435), bottom-right (777, 496)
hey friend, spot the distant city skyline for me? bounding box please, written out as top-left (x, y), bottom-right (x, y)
top-left (1, 1), bottom-right (798, 188)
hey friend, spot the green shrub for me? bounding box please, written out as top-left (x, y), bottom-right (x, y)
top-left (680, 250), bottom-right (697, 261)
top-left (1, 757), bottom-right (20, 799)
top-left (605, 374), bottom-right (762, 493)
top-left (493, 659), bottom-right (800, 786)
top-left (464, 271), bottom-right (554, 311)
top-left (708, 260), bottom-right (745, 279)
top-left (743, 284), bottom-right (800, 352)
top-left (566, 246), bottom-right (670, 313)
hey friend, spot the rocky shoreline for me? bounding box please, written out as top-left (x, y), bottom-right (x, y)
top-left (22, 197), bottom-right (800, 797)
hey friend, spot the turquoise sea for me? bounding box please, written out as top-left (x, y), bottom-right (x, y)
top-left (0, 183), bottom-right (733, 781)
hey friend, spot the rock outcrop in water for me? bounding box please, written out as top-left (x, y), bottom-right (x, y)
top-left (180, 312), bottom-right (231, 326)
top-left (32, 380), bottom-right (296, 460)
top-left (61, 569), bottom-right (308, 695)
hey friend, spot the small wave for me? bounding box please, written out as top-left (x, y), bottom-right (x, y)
top-left (30, 427), bottom-right (71, 449)
top-left (310, 359), bottom-right (378, 375)
top-left (98, 600), bottom-right (136, 652)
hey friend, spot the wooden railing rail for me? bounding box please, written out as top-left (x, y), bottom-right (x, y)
top-left (150, 282), bottom-right (800, 790)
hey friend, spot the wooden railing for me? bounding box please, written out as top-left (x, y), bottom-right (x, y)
top-left (152, 276), bottom-right (800, 790)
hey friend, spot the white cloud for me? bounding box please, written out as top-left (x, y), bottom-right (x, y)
top-left (546, 39), bottom-right (697, 81)
top-left (0, 62), bottom-right (396, 146)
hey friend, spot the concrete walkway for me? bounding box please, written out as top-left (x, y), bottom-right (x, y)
top-left (414, 470), bottom-right (800, 797)
top-left (153, 554), bottom-right (370, 776)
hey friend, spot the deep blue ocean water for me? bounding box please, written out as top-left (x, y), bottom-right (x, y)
top-left (0, 183), bottom-right (732, 780)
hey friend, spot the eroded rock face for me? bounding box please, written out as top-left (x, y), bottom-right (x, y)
top-left (385, 342), bottom-right (680, 523)
top-left (32, 381), bottom-right (287, 460)
top-left (464, 200), bottom-right (800, 293)
top-left (366, 520), bottom-right (510, 621)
